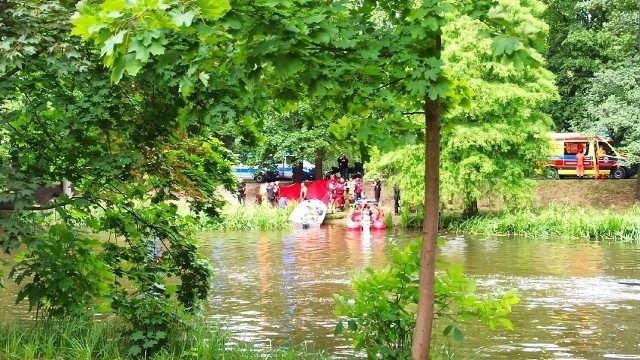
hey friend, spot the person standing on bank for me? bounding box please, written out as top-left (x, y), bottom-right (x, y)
top-left (338, 154), bottom-right (349, 180)
top-left (373, 176), bottom-right (382, 203)
top-left (237, 179), bottom-right (247, 204)
top-left (576, 147), bottom-right (585, 179)
top-left (393, 184), bottom-right (401, 215)
top-left (300, 182), bottom-right (307, 201)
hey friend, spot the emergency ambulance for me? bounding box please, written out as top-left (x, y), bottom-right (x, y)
top-left (544, 133), bottom-right (638, 179)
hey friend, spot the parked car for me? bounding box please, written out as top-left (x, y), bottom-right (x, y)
top-left (232, 164), bottom-right (258, 180)
top-left (254, 164), bottom-right (315, 183)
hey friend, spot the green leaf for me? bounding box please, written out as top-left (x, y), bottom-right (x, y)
top-left (101, 30), bottom-right (127, 57)
top-left (453, 328), bottom-right (465, 342)
top-left (71, 14), bottom-right (102, 39)
top-left (443, 324), bottom-right (453, 336)
top-left (198, 71), bottom-right (210, 86)
top-left (101, 0), bottom-right (126, 13)
top-left (143, 338), bottom-right (158, 349)
top-left (427, 81), bottom-right (448, 100)
top-left (497, 317), bottom-right (514, 330)
top-left (272, 55), bottom-right (306, 76)
top-left (169, 10), bottom-right (196, 27)
top-left (59, 277), bottom-right (73, 291)
top-left (491, 36), bottom-right (520, 55)
top-left (130, 330), bottom-right (145, 341)
top-left (198, 0), bottom-right (231, 19)
top-left (334, 321), bottom-right (343, 335)
top-left (304, 14), bottom-right (326, 24)
top-left (127, 345), bottom-right (142, 356)
top-left (124, 54), bottom-right (143, 76)
top-left (110, 55), bottom-right (126, 83)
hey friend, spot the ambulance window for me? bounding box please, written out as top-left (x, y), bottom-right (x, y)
top-left (598, 142), bottom-right (613, 155)
top-left (564, 142), bottom-right (588, 155)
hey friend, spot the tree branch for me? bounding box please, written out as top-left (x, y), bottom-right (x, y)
top-left (0, 197), bottom-right (74, 211)
top-left (0, 48), bottom-right (48, 82)
top-left (373, 77), bottom-right (406, 91)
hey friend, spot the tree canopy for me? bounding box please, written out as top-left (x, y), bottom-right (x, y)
top-left (367, 0), bottom-right (556, 216)
top-left (1, 0), bottom-right (612, 357)
top-left (544, 0), bottom-right (640, 196)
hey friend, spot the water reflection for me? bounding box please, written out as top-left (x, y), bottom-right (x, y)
top-left (2, 228), bottom-right (640, 359)
top-left (201, 229), bottom-right (640, 359)
top-left (203, 227), bottom-right (396, 352)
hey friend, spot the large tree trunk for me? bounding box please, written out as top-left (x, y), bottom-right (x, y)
top-left (636, 175), bottom-right (640, 201)
top-left (314, 149), bottom-right (324, 180)
top-left (292, 162), bottom-right (305, 183)
top-left (463, 198), bottom-right (479, 218)
top-left (412, 72), bottom-right (441, 359)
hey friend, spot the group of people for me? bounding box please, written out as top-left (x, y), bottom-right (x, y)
top-left (235, 154), bottom-right (403, 215)
top-left (238, 179), bottom-right (287, 208)
top-left (326, 174), bottom-right (385, 213)
top-left (326, 175), bottom-right (361, 212)
top-left (257, 181), bottom-right (286, 207)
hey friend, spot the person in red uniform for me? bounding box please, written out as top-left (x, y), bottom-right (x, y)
top-left (334, 178), bottom-right (346, 211)
top-left (576, 147), bottom-right (585, 179)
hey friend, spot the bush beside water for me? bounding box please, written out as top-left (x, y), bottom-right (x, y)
top-left (440, 204), bottom-right (640, 241)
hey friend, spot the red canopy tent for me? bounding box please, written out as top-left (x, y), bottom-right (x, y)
top-left (277, 180), bottom-right (331, 204)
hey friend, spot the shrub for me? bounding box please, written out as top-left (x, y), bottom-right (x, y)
top-left (334, 239), bottom-right (519, 359)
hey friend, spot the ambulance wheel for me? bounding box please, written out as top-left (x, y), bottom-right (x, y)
top-left (545, 167), bottom-right (559, 180)
top-left (612, 167), bottom-right (627, 180)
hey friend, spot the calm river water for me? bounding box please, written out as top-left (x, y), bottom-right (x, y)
top-left (1, 226), bottom-right (640, 358)
top-left (200, 226), bottom-right (640, 359)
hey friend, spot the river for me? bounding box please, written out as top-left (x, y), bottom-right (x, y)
top-left (1, 226), bottom-right (640, 358)
top-left (201, 226), bottom-right (640, 359)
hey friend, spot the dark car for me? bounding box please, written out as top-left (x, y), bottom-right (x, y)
top-left (254, 165), bottom-right (280, 183)
top-left (254, 165), bottom-right (316, 183)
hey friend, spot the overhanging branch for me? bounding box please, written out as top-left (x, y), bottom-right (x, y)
top-left (0, 197), bottom-right (74, 211)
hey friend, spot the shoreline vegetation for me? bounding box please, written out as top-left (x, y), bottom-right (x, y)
top-left (0, 319), bottom-right (329, 360)
top-left (441, 204), bottom-right (640, 241)
top-left (208, 201), bottom-right (640, 241)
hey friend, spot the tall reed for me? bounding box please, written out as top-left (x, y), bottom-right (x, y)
top-left (442, 204), bottom-right (640, 241)
top-left (207, 203), bottom-right (295, 231)
top-left (0, 318), bottom-right (329, 359)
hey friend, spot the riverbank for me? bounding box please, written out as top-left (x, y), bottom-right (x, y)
top-left (218, 179), bottom-right (640, 238)
top-left (231, 179), bottom-right (638, 212)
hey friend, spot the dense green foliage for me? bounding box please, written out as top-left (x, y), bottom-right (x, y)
top-left (544, 0), bottom-right (640, 158)
top-left (366, 0), bottom-right (556, 217)
top-left (1, 0), bottom-right (240, 355)
top-left (0, 318), bottom-right (329, 360)
top-left (334, 239), bottom-right (519, 359)
top-left (3, 0), bottom-right (634, 357)
top-left (443, 204), bottom-right (640, 241)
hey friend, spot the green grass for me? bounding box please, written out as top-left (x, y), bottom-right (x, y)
top-left (0, 318), bottom-right (329, 360)
top-left (441, 204), bottom-right (640, 241)
top-left (207, 203), bottom-right (296, 231)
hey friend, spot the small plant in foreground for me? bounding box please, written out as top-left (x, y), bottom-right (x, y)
top-left (334, 239), bottom-right (519, 359)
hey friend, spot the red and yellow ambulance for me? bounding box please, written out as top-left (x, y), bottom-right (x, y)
top-left (544, 133), bottom-right (638, 179)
